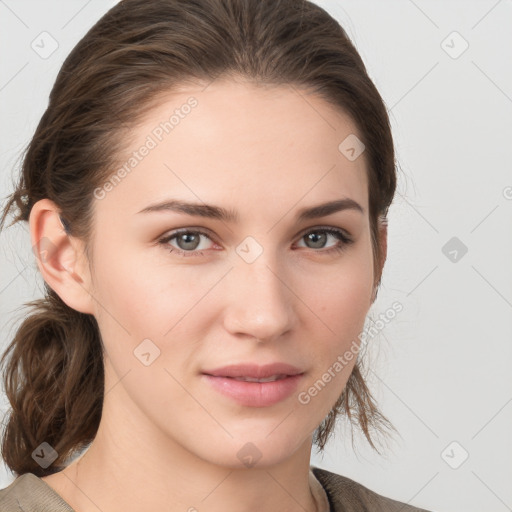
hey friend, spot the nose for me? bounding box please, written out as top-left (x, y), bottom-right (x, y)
top-left (222, 254), bottom-right (296, 343)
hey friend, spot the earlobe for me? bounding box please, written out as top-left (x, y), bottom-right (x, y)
top-left (29, 198), bottom-right (95, 315)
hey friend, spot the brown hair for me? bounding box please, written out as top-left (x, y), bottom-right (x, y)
top-left (0, 0), bottom-right (397, 477)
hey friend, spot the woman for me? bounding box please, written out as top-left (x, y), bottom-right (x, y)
top-left (0, 0), bottom-right (434, 510)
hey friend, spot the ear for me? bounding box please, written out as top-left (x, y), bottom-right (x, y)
top-left (29, 198), bottom-right (95, 315)
top-left (371, 216), bottom-right (388, 303)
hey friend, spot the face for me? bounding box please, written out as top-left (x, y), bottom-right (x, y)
top-left (85, 78), bottom-right (377, 468)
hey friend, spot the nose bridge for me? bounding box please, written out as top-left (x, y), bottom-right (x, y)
top-left (224, 243), bottom-right (294, 340)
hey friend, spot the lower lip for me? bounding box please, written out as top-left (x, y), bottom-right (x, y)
top-left (202, 374), bottom-right (303, 407)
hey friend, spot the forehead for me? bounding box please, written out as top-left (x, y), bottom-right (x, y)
top-left (94, 78), bottom-right (369, 221)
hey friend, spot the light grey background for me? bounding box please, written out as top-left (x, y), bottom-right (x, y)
top-left (1, 1), bottom-right (511, 511)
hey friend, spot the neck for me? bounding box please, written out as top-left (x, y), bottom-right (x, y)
top-left (68, 435), bottom-right (318, 512)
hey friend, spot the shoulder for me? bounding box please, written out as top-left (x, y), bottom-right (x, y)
top-left (311, 466), bottom-right (436, 512)
top-left (0, 472), bottom-right (74, 511)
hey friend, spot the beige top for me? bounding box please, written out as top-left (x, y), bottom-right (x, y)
top-left (0, 465), bottom-right (433, 511)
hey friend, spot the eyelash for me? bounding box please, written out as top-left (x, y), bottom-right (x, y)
top-left (157, 227), bottom-right (354, 258)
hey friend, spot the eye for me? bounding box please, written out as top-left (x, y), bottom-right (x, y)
top-left (295, 227), bottom-right (353, 254)
top-left (157, 226), bottom-right (354, 258)
top-left (158, 229), bottom-right (217, 257)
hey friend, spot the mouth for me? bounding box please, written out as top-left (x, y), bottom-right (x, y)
top-left (201, 363), bottom-right (304, 407)
top-left (222, 374), bottom-right (290, 383)
top-left (202, 362), bottom-right (303, 379)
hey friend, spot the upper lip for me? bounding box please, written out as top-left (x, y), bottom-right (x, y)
top-left (202, 363), bottom-right (303, 379)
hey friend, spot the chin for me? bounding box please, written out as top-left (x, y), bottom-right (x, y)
top-left (188, 427), bottom-right (310, 470)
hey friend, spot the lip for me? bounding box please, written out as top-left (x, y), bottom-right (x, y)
top-left (202, 363), bottom-right (304, 407)
top-left (202, 362), bottom-right (303, 379)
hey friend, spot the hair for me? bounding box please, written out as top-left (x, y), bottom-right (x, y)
top-left (0, 0), bottom-right (398, 477)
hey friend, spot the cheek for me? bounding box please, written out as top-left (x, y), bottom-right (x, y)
top-left (90, 243), bottom-right (182, 331)
top-left (295, 248), bottom-right (374, 403)
top-left (87, 243), bottom-right (163, 364)
top-left (89, 244), bottom-right (212, 373)
top-left (294, 267), bottom-right (371, 423)
top-left (301, 256), bottom-right (374, 340)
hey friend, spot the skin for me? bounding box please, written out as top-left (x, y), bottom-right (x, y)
top-left (31, 77), bottom-right (386, 512)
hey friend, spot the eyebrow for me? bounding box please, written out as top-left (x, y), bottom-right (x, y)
top-left (136, 197), bottom-right (364, 222)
